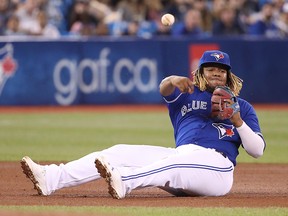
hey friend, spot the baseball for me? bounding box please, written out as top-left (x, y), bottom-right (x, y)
top-left (161, 13), bottom-right (175, 26)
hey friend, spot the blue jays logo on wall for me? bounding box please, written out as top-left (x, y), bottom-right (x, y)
top-left (212, 123), bottom-right (235, 139)
top-left (211, 53), bottom-right (224, 61)
top-left (0, 43), bottom-right (17, 95)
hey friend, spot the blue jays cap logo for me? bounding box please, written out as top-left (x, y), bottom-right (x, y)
top-left (212, 123), bottom-right (235, 139)
top-left (0, 44), bottom-right (17, 95)
top-left (211, 52), bottom-right (224, 61)
top-left (198, 50), bottom-right (231, 70)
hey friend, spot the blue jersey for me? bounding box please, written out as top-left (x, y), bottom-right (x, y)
top-left (163, 86), bottom-right (262, 166)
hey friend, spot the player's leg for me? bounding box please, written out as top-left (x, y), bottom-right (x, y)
top-left (22, 144), bottom-right (176, 195)
top-left (101, 144), bottom-right (176, 167)
top-left (21, 152), bottom-right (100, 196)
top-left (45, 144), bottom-right (175, 193)
top-left (97, 145), bottom-right (234, 198)
top-left (157, 150), bottom-right (234, 196)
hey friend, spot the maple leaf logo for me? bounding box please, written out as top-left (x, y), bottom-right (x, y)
top-left (225, 128), bottom-right (234, 137)
top-left (212, 123), bottom-right (235, 139)
top-left (2, 56), bottom-right (17, 76)
top-left (0, 43), bottom-right (18, 95)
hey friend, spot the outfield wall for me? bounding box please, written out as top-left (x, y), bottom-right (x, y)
top-left (0, 37), bottom-right (287, 105)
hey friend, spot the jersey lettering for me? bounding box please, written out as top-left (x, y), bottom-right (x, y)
top-left (181, 100), bottom-right (207, 116)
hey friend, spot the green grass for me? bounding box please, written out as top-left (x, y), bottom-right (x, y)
top-left (0, 109), bottom-right (288, 163)
top-left (0, 206), bottom-right (287, 216)
top-left (0, 112), bottom-right (174, 161)
top-left (237, 110), bottom-right (288, 163)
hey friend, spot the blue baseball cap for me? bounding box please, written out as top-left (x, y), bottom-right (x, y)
top-left (198, 50), bottom-right (231, 70)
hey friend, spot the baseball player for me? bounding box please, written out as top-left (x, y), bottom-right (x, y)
top-left (21, 50), bottom-right (266, 198)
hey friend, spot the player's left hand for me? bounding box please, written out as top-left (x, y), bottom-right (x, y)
top-left (211, 86), bottom-right (240, 120)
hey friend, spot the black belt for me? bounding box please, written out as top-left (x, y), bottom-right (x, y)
top-left (216, 150), bottom-right (227, 158)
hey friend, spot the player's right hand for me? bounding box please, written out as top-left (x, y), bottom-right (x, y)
top-left (171, 76), bottom-right (194, 94)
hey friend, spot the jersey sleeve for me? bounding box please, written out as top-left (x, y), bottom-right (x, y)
top-left (162, 88), bottom-right (183, 104)
top-left (239, 99), bottom-right (262, 135)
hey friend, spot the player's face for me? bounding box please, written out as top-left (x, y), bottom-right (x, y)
top-left (203, 66), bottom-right (227, 89)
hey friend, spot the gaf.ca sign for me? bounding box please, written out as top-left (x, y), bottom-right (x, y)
top-left (53, 48), bottom-right (158, 105)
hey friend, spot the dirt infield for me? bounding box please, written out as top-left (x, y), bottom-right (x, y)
top-left (0, 162), bottom-right (287, 208)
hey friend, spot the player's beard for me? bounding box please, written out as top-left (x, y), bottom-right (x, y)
top-left (205, 79), bottom-right (226, 93)
top-left (206, 85), bottom-right (215, 93)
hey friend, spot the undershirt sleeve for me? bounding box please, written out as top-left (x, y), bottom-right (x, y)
top-left (236, 122), bottom-right (266, 158)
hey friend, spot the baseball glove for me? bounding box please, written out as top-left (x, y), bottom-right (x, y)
top-left (211, 86), bottom-right (240, 120)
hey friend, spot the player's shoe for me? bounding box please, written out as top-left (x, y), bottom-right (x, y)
top-left (20, 156), bottom-right (49, 196)
top-left (95, 156), bottom-right (125, 199)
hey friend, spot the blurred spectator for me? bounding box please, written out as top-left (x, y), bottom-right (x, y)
top-left (36, 10), bottom-right (60, 37)
top-left (10, 0), bottom-right (21, 10)
top-left (103, 0), bottom-right (130, 36)
top-left (68, 0), bottom-right (108, 36)
top-left (247, 2), bottom-right (280, 37)
top-left (164, 0), bottom-right (193, 23)
top-left (143, 0), bottom-right (163, 22)
top-left (106, 0), bottom-right (162, 38)
top-left (212, 5), bottom-right (246, 36)
top-left (14, 0), bottom-right (42, 35)
top-left (271, 0), bottom-right (286, 17)
top-left (0, 0), bottom-right (14, 35)
top-left (137, 20), bottom-right (158, 38)
top-left (107, 20), bottom-right (127, 36)
top-left (123, 20), bottom-right (139, 36)
top-left (231, 0), bottom-right (260, 31)
top-left (136, 0), bottom-right (162, 38)
top-left (193, 0), bottom-right (213, 33)
top-left (42, 0), bottom-right (74, 35)
top-left (1, 0), bottom-right (286, 39)
top-left (210, 0), bottom-right (227, 20)
top-left (240, 0), bottom-right (260, 15)
top-left (156, 23), bottom-right (172, 36)
top-left (116, 0), bottom-right (147, 23)
top-left (275, 2), bottom-right (288, 37)
top-left (103, 0), bottom-right (123, 24)
top-left (172, 8), bottom-right (203, 36)
top-left (4, 14), bottom-right (25, 36)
